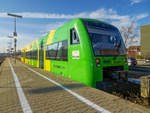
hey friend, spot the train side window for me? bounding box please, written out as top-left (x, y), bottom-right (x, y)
top-left (30, 51), bottom-right (32, 59)
top-left (56, 42), bottom-right (63, 60)
top-left (46, 43), bottom-right (58, 60)
top-left (46, 41), bottom-right (68, 61)
top-left (35, 50), bottom-right (37, 59)
top-left (32, 51), bottom-right (34, 59)
top-left (21, 52), bottom-right (23, 57)
top-left (56, 40), bottom-right (68, 61)
top-left (29, 51), bottom-right (31, 59)
top-left (25, 52), bottom-right (27, 58)
top-left (62, 40), bottom-right (68, 60)
top-left (32, 50), bottom-right (37, 59)
top-left (26, 52), bottom-right (29, 59)
top-left (70, 28), bottom-right (80, 44)
top-left (50, 43), bottom-right (58, 59)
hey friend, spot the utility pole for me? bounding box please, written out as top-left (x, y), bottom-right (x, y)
top-left (7, 13), bottom-right (22, 64)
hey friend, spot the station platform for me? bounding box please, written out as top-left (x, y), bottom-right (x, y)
top-left (0, 58), bottom-right (150, 113)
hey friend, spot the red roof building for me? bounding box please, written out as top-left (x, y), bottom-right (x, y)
top-left (127, 46), bottom-right (141, 58)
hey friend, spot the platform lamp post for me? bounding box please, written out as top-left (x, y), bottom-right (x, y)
top-left (7, 13), bottom-right (22, 64)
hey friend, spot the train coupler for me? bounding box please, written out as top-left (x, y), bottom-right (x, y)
top-left (111, 71), bottom-right (128, 81)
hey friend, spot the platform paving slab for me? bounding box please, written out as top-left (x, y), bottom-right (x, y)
top-left (11, 60), bottom-right (100, 113)
top-left (0, 59), bottom-right (22, 113)
top-left (6, 59), bottom-right (150, 113)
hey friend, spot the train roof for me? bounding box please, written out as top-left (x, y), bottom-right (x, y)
top-left (79, 18), bottom-right (110, 24)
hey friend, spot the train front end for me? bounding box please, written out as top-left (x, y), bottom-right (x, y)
top-left (83, 19), bottom-right (128, 87)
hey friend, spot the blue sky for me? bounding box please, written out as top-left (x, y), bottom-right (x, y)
top-left (0, 0), bottom-right (149, 52)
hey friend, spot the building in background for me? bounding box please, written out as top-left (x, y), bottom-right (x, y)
top-left (141, 24), bottom-right (150, 58)
top-left (127, 46), bottom-right (141, 59)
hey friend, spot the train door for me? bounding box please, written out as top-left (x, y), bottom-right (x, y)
top-left (68, 28), bottom-right (81, 79)
top-left (39, 41), bottom-right (44, 68)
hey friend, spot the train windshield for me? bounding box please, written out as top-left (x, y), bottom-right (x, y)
top-left (83, 21), bottom-right (126, 56)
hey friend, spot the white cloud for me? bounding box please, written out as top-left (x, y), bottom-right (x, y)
top-left (0, 36), bottom-right (12, 53)
top-left (0, 9), bottom-right (148, 28)
top-left (136, 13), bottom-right (148, 20)
top-left (0, 8), bottom-right (133, 28)
top-left (17, 33), bottom-right (39, 45)
top-left (0, 8), bottom-right (149, 51)
top-left (130, 0), bottom-right (143, 5)
top-left (0, 12), bottom-right (8, 18)
top-left (0, 8), bottom-right (147, 30)
top-left (0, 21), bottom-right (67, 52)
top-left (0, 8), bottom-right (132, 21)
top-left (18, 22), bottom-right (44, 30)
top-left (111, 13), bottom-right (148, 29)
top-left (0, 32), bottom-right (40, 53)
top-left (44, 21), bottom-right (67, 33)
top-left (0, 36), bottom-right (10, 40)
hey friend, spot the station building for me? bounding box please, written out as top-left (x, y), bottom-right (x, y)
top-left (141, 24), bottom-right (150, 58)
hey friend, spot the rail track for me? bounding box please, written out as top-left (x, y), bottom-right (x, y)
top-left (96, 66), bottom-right (150, 106)
top-left (129, 66), bottom-right (150, 72)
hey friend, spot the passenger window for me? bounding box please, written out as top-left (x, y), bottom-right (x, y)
top-left (32, 50), bottom-right (37, 59)
top-left (70, 28), bottom-right (80, 44)
top-left (46, 40), bottom-right (68, 61)
top-left (62, 40), bottom-right (68, 60)
top-left (46, 43), bottom-right (58, 60)
top-left (56, 42), bottom-right (63, 60)
top-left (56, 40), bottom-right (68, 61)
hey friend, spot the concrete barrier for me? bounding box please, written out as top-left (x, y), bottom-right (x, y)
top-left (140, 75), bottom-right (150, 105)
top-left (137, 59), bottom-right (145, 65)
top-left (137, 59), bottom-right (150, 66)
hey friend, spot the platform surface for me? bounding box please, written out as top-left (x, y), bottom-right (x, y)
top-left (0, 58), bottom-right (150, 113)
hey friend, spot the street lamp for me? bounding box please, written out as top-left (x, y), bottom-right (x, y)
top-left (7, 13), bottom-right (22, 64)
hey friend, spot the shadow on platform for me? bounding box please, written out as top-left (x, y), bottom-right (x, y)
top-left (28, 83), bottom-right (86, 94)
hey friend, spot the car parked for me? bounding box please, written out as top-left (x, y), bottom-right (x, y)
top-left (128, 57), bottom-right (137, 66)
top-left (144, 58), bottom-right (150, 63)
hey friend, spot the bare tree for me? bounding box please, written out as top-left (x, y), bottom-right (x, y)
top-left (120, 20), bottom-right (138, 48)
